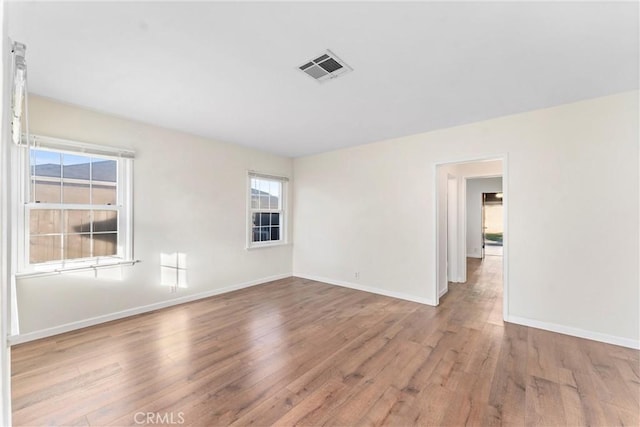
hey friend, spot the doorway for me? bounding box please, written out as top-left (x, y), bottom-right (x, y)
top-left (434, 157), bottom-right (508, 320)
top-left (482, 192), bottom-right (504, 257)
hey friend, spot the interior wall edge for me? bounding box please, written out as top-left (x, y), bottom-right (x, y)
top-left (1, 3), bottom-right (14, 425)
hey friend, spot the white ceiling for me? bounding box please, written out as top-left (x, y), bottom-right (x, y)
top-left (7, 1), bottom-right (639, 157)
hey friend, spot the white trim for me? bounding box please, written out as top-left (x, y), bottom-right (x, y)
top-left (502, 155), bottom-right (510, 321)
top-left (439, 287), bottom-right (448, 298)
top-left (446, 174), bottom-right (459, 283)
top-left (9, 272), bottom-right (291, 345)
top-left (24, 134), bottom-right (135, 159)
top-left (248, 170), bottom-right (290, 182)
top-left (15, 259), bottom-right (140, 279)
top-left (506, 314), bottom-right (640, 350)
top-left (294, 273), bottom-right (436, 306)
top-left (246, 242), bottom-right (291, 250)
top-left (432, 163), bottom-right (439, 305)
top-left (120, 157), bottom-right (134, 261)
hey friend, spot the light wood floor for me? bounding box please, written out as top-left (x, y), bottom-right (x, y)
top-left (11, 257), bottom-right (640, 426)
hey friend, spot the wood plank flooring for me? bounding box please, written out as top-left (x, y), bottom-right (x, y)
top-left (11, 257), bottom-right (640, 426)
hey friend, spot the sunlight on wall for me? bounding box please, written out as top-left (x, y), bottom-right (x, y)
top-left (160, 252), bottom-right (188, 289)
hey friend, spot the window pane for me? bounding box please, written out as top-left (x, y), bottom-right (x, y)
top-left (64, 210), bottom-right (91, 234)
top-left (92, 183), bottom-right (117, 205)
top-left (252, 227), bottom-right (260, 242)
top-left (260, 212), bottom-right (271, 227)
top-left (62, 181), bottom-right (90, 204)
top-left (61, 154), bottom-right (91, 204)
top-left (62, 153), bottom-right (91, 180)
top-left (92, 159), bottom-right (117, 182)
top-left (32, 149), bottom-right (62, 203)
top-left (259, 227), bottom-right (269, 241)
top-left (269, 181), bottom-right (281, 209)
top-left (269, 194), bottom-right (280, 210)
top-left (270, 226), bottom-right (280, 241)
top-left (93, 210), bottom-right (117, 232)
top-left (259, 178), bottom-right (269, 194)
top-left (32, 150), bottom-right (61, 178)
top-left (252, 213), bottom-right (261, 227)
top-left (33, 179), bottom-right (61, 204)
top-left (64, 234), bottom-right (92, 260)
top-left (271, 213), bottom-right (280, 226)
top-left (251, 178), bottom-right (261, 209)
top-left (259, 180), bottom-right (270, 209)
top-left (93, 233), bottom-right (117, 256)
top-left (259, 195), bottom-right (270, 210)
top-left (30, 235), bottom-right (61, 263)
top-left (30, 210), bottom-right (61, 235)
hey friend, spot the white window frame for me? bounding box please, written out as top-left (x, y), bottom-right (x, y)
top-left (14, 134), bottom-right (135, 275)
top-left (247, 172), bottom-right (288, 249)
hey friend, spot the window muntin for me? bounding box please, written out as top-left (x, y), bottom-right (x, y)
top-left (249, 176), bottom-right (285, 247)
top-left (26, 148), bottom-right (121, 266)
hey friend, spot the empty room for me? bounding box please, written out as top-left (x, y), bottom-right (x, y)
top-left (0, 1), bottom-right (638, 426)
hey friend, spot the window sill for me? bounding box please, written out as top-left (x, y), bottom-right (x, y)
top-left (246, 242), bottom-right (290, 250)
top-left (16, 259), bottom-right (140, 279)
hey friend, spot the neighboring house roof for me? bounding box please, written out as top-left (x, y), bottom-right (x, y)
top-left (32, 160), bottom-right (116, 182)
top-left (250, 188), bottom-right (275, 197)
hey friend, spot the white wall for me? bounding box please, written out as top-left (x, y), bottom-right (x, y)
top-left (15, 95), bottom-right (293, 336)
top-left (467, 177), bottom-right (503, 258)
top-left (293, 91), bottom-right (639, 347)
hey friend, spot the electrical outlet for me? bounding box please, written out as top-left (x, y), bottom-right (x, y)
top-left (354, 272), bottom-right (360, 280)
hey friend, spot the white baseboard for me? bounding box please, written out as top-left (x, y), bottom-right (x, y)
top-left (9, 273), bottom-right (292, 345)
top-left (506, 314), bottom-right (640, 350)
top-left (467, 254), bottom-right (482, 259)
top-left (13, 273), bottom-right (634, 350)
top-left (294, 273), bottom-right (436, 306)
top-left (439, 287), bottom-right (448, 297)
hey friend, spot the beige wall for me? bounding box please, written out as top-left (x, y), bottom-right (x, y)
top-left (16, 95), bottom-right (293, 334)
top-left (293, 91), bottom-right (639, 347)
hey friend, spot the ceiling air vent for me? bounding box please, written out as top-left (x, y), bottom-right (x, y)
top-left (298, 50), bottom-right (352, 83)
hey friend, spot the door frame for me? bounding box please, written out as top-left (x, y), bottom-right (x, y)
top-left (482, 192), bottom-right (486, 259)
top-left (434, 154), bottom-right (509, 322)
top-left (464, 176), bottom-right (503, 267)
top-left (481, 190), bottom-right (504, 258)
top-left (446, 173), bottom-right (458, 288)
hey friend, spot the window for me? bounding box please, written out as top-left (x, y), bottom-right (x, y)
top-left (17, 135), bottom-right (134, 273)
top-left (248, 173), bottom-right (288, 248)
